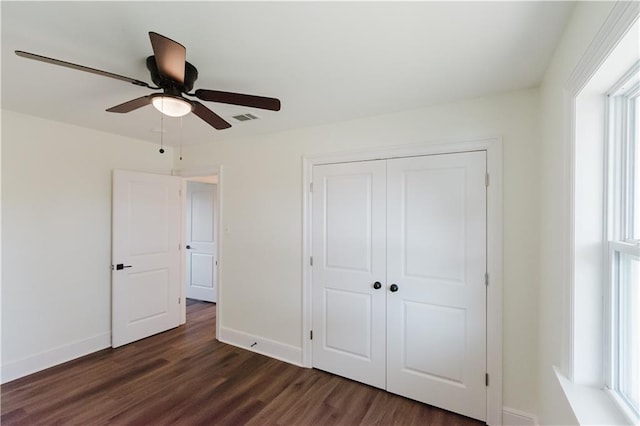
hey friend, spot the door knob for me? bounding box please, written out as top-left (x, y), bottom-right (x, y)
top-left (186, 245), bottom-right (191, 249)
top-left (115, 264), bottom-right (132, 270)
top-left (373, 281), bottom-right (382, 289)
top-left (389, 284), bottom-right (399, 292)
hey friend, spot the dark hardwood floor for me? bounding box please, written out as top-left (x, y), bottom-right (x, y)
top-left (1, 300), bottom-right (484, 425)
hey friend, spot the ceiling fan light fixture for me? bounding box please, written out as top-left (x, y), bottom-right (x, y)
top-left (151, 95), bottom-right (192, 117)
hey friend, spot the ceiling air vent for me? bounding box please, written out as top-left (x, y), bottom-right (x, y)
top-left (232, 113), bottom-right (259, 122)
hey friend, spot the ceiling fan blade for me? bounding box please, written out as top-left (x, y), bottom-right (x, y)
top-left (149, 32), bottom-right (185, 84)
top-left (106, 96), bottom-right (152, 113)
top-left (195, 89), bottom-right (281, 111)
top-left (192, 101), bottom-right (231, 130)
top-left (15, 50), bottom-right (151, 88)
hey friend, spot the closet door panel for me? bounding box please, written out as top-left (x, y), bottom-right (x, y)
top-left (386, 151), bottom-right (487, 421)
top-left (311, 160), bottom-right (387, 389)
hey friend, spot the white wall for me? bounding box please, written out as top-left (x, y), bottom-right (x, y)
top-left (1, 110), bottom-right (174, 381)
top-left (176, 88), bottom-right (541, 416)
top-left (0, 4), bottom-right (627, 420)
top-left (537, 2), bottom-right (617, 424)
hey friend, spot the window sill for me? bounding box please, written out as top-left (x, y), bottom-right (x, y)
top-left (554, 366), bottom-right (633, 425)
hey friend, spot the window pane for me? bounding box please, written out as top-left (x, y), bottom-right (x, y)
top-left (633, 99), bottom-right (639, 240)
top-left (619, 251), bottom-right (640, 414)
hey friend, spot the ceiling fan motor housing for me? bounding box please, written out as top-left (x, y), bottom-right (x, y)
top-left (146, 56), bottom-right (198, 93)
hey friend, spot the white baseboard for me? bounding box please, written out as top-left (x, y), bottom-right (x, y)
top-left (503, 407), bottom-right (538, 426)
top-left (218, 326), bottom-right (303, 367)
top-left (1, 332), bottom-right (111, 384)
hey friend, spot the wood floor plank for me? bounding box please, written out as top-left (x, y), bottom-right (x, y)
top-left (1, 300), bottom-right (484, 425)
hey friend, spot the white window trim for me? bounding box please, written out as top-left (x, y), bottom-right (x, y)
top-left (560, 2), bottom-right (639, 424)
top-left (605, 65), bottom-right (640, 424)
top-left (606, 240), bottom-right (640, 424)
top-left (607, 66), bottom-right (640, 243)
top-left (608, 387), bottom-right (640, 426)
top-left (564, 1), bottom-right (639, 381)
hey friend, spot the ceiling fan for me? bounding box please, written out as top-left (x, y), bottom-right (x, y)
top-left (15, 31), bottom-right (281, 130)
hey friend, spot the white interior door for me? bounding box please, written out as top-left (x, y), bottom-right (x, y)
top-left (185, 181), bottom-right (217, 302)
top-left (112, 170), bottom-right (182, 348)
top-left (386, 152), bottom-right (487, 421)
top-left (311, 151), bottom-right (487, 421)
top-left (311, 160), bottom-right (387, 389)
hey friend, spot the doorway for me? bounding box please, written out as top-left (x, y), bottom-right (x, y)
top-left (174, 167), bottom-right (222, 334)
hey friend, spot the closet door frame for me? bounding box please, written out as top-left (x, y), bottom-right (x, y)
top-left (302, 137), bottom-right (503, 426)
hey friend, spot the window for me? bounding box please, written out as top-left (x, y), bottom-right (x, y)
top-left (607, 61), bottom-right (640, 422)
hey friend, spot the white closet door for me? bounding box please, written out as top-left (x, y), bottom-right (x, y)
top-left (386, 151), bottom-right (487, 421)
top-left (311, 160), bottom-right (387, 389)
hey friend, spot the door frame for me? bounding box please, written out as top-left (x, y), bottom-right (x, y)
top-left (172, 166), bottom-right (222, 337)
top-left (301, 138), bottom-right (503, 425)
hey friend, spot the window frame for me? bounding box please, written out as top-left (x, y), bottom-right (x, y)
top-left (605, 61), bottom-right (640, 423)
top-left (560, 5), bottom-right (639, 424)
top-left (607, 69), bottom-right (639, 241)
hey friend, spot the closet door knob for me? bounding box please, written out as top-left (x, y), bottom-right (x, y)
top-left (373, 281), bottom-right (382, 290)
top-left (186, 245), bottom-right (191, 249)
top-left (389, 284), bottom-right (399, 292)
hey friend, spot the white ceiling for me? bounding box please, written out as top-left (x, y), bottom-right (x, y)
top-left (1, 1), bottom-right (575, 147)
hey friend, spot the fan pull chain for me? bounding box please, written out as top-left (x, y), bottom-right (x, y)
top-left (159, 98), bottom-right (165, 154)
top-left (179, 116), bottom-right (183, 161)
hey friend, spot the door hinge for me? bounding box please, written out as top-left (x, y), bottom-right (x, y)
top-left (310, 182), bottom-right (313, 192)
top-left (485, 272), bottom-right (489, 286)
top-left (485, 173), bottom-right (490, 187)
top-left (310, 330), bottom-right (313, 340)
top-left (485, 373), bottom-right (489, 386)
top-left (178, 243), bottom-right (181, 251)
top-left (178, 297), bottom-right (181, 304)
top-left (310, 256), bottom-right (313, 266)
top-left (179, 189), bottom-right (182, 197)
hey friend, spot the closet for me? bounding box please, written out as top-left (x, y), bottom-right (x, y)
top-left (311, 151), bottom-right (487, 421)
